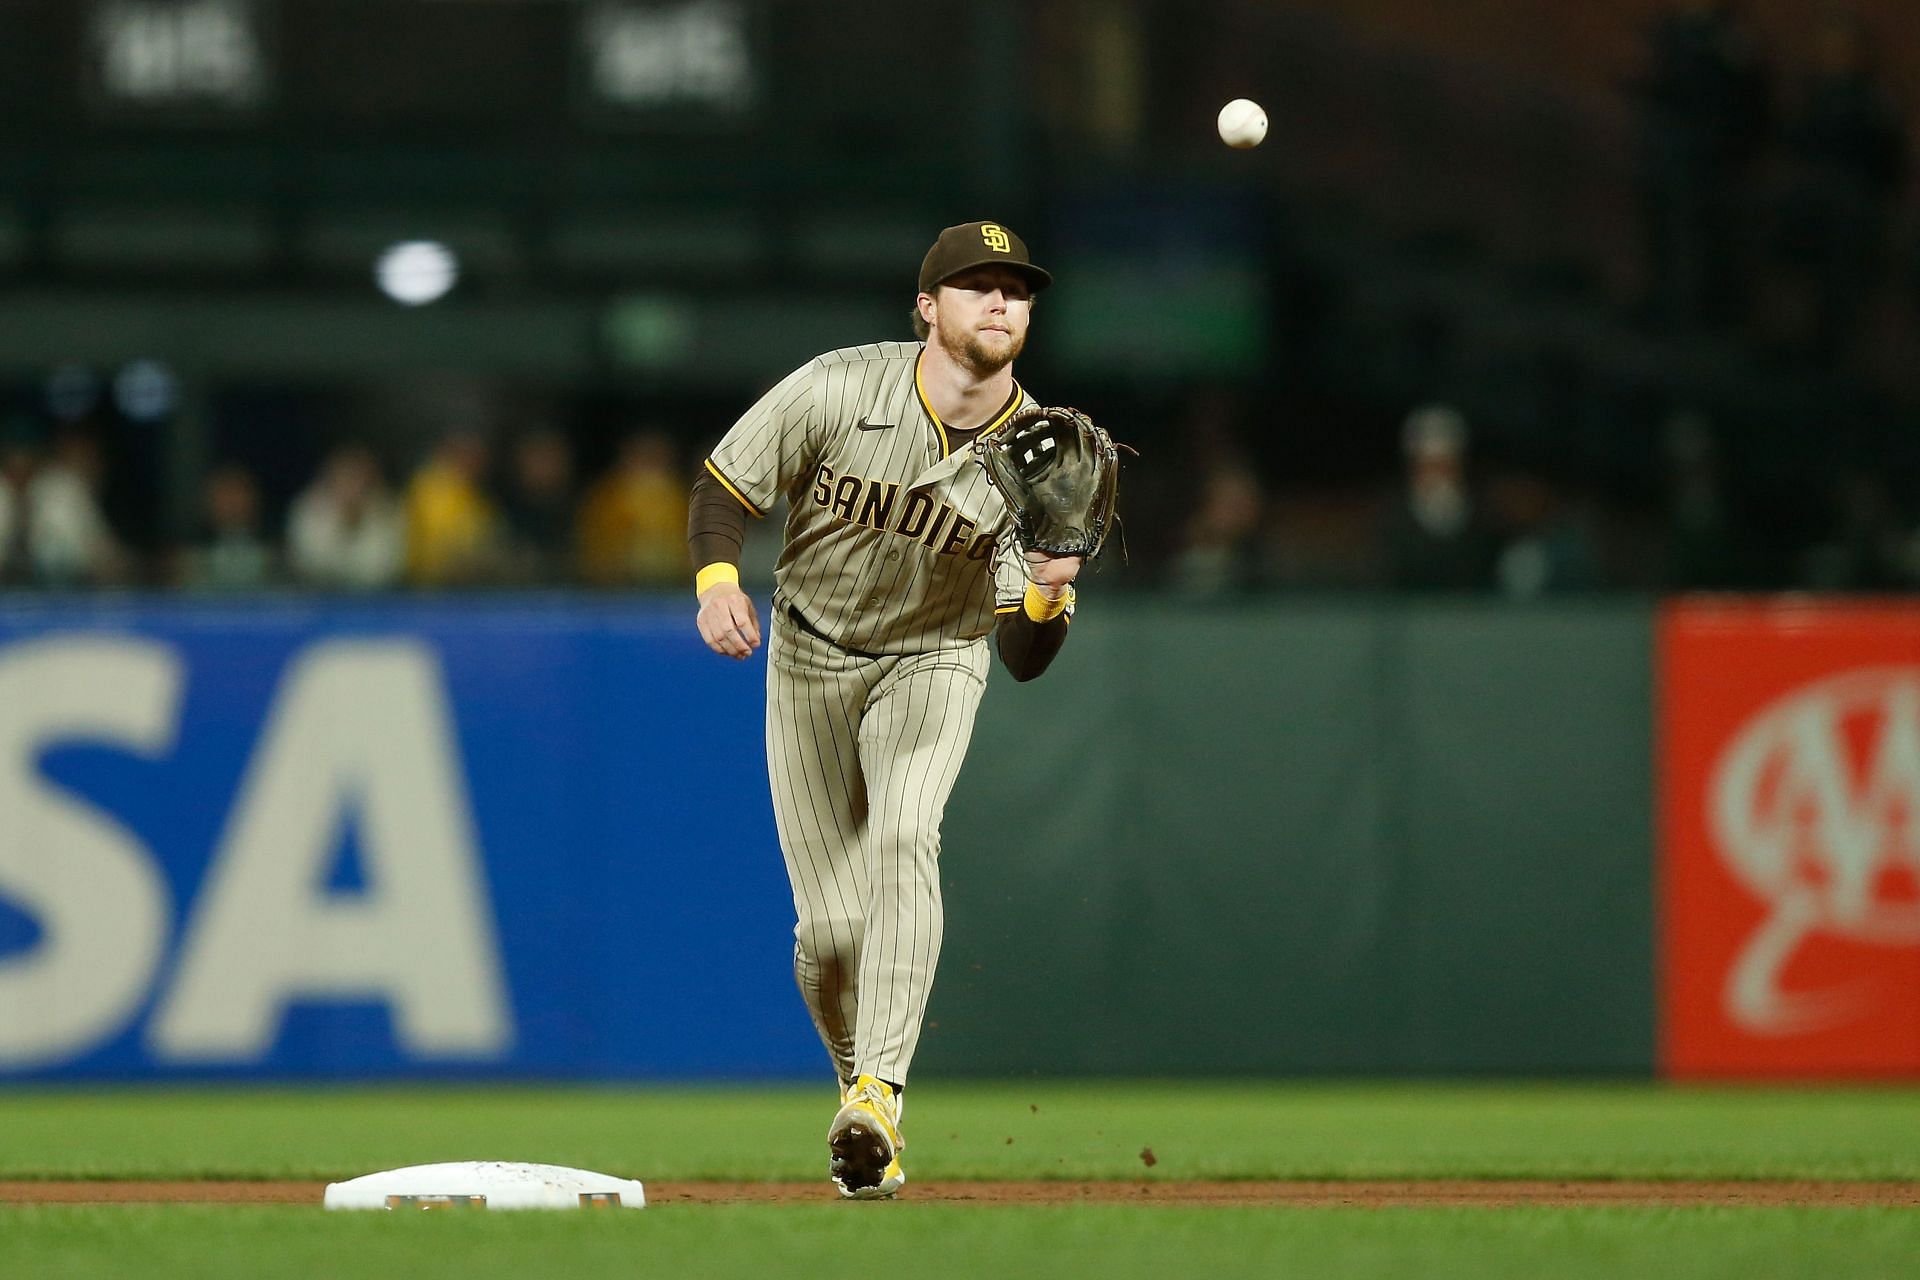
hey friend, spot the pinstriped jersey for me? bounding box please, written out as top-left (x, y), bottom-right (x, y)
top-left (706, 341), bottom-right (1034, 655)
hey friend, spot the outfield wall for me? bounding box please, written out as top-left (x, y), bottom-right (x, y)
top-left (929, 602), bottom-right (1655, 1077)
top-left (0, 598), bottom-right (815, 1081)
top-left (0, 596), bottom-right (1912, 1082)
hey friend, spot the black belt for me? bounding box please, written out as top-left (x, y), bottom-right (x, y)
top-left (785, 603), bottom-right (888, 660)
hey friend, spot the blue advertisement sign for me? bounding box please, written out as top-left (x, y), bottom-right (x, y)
top-left (0, 597), bottom-right (816, 1081)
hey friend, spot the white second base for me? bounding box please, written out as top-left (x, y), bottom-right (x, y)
top-left (323, 1161), bottom-right (647, 1211)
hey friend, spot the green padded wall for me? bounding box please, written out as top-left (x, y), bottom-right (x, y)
top-left (919, 600), bottom-right (1655, 1077)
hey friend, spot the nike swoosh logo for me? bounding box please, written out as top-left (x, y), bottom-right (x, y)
top-left (856, 418), bottom-right (894, 431)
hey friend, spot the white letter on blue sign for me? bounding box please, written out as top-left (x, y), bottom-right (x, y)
top-left (0, 637), bottom-right (181, 1068)
top-left (149, 640), bottom-right (514, 1061)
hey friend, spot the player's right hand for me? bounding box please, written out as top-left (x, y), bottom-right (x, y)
top-left (697, 582), bottom-right (762, 659)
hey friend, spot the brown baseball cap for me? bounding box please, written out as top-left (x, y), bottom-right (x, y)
top-left (917, 220), bottom-right (1053, 295)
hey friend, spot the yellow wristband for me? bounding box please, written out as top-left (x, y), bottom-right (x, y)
top-left (1023, 581), bottom-right (1072, 623)
top-left (695, 562), bottom-right (740, 598)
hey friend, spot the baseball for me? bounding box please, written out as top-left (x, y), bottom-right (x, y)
top-left (1216, 98), bottom-right (1267, 149)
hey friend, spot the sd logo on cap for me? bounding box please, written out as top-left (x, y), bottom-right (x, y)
top-left (917, 221), bottom-right (1052, 296)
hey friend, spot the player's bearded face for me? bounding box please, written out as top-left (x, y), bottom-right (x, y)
top-left (948, 316), bottom-right (1025, 374)
top-left (931, 275), bottom-right (1031, 375)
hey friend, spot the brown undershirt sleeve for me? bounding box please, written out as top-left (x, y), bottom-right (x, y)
top-left (994, 607), bottom-right (1069, 682)
top-left (688, 465), bottom-right (751, 572)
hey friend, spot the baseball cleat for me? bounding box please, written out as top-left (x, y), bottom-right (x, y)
top-left (829, 1075), bottom-right (906, 1200)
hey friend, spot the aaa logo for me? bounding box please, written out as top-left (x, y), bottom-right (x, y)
top-left (1708, 666), bottom-right (1920, 1035)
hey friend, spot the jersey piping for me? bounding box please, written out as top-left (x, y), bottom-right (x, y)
top-left (704, 457), bottom-right (764, 519)
top-left (913, 357), bottom-right (1025, 459)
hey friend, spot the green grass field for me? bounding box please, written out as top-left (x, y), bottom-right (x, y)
top-left (2, 1083), bottom-right (1916, 1279)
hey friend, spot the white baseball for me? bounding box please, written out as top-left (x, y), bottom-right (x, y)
top-left (1216, 98), bottom-right (1267, 149)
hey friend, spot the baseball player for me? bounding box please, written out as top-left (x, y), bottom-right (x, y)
top-left (688, 221), bottom-right (1081, 1199)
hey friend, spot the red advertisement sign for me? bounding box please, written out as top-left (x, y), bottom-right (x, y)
top-left (1660, 601), bottom-right (1920, 1078)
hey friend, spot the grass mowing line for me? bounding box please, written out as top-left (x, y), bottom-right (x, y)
top-left (1, 1084), bottom-right (1916, 1182)
top-left (3, 1204), bottom-right (1920, 1280)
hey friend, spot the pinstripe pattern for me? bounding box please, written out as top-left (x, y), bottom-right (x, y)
top-left (766, 615), bottom-right (988, 1083)
top-left (712, 341), bottom-right (1039, 1086)
top-left (708, 342), bottom-right (1036, 651)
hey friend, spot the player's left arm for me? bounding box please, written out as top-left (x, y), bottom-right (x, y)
top-left (993, 551), bottom-right (1082, 682)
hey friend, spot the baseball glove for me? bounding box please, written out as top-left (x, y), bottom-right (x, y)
top-left (974, 405), bottom-right (1126, 561)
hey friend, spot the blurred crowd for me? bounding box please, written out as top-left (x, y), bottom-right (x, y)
top-left (4, 389), bottom-right (1918, 599)
top-left (9, 0), bottom-right (1920, 603)
top-left (1149, 393), bottom-right (1920, 600)
top-left (1116, 0), bottom-right (1920, 601)
top-left (0, 422), bottom-right (692, 593)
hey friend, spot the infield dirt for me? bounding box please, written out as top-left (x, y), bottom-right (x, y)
top-left (2, 1180), bottom-right (1914, 1208)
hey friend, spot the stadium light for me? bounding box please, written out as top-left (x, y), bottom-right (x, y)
top-left (375, 241), bottom-right (460, 307)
